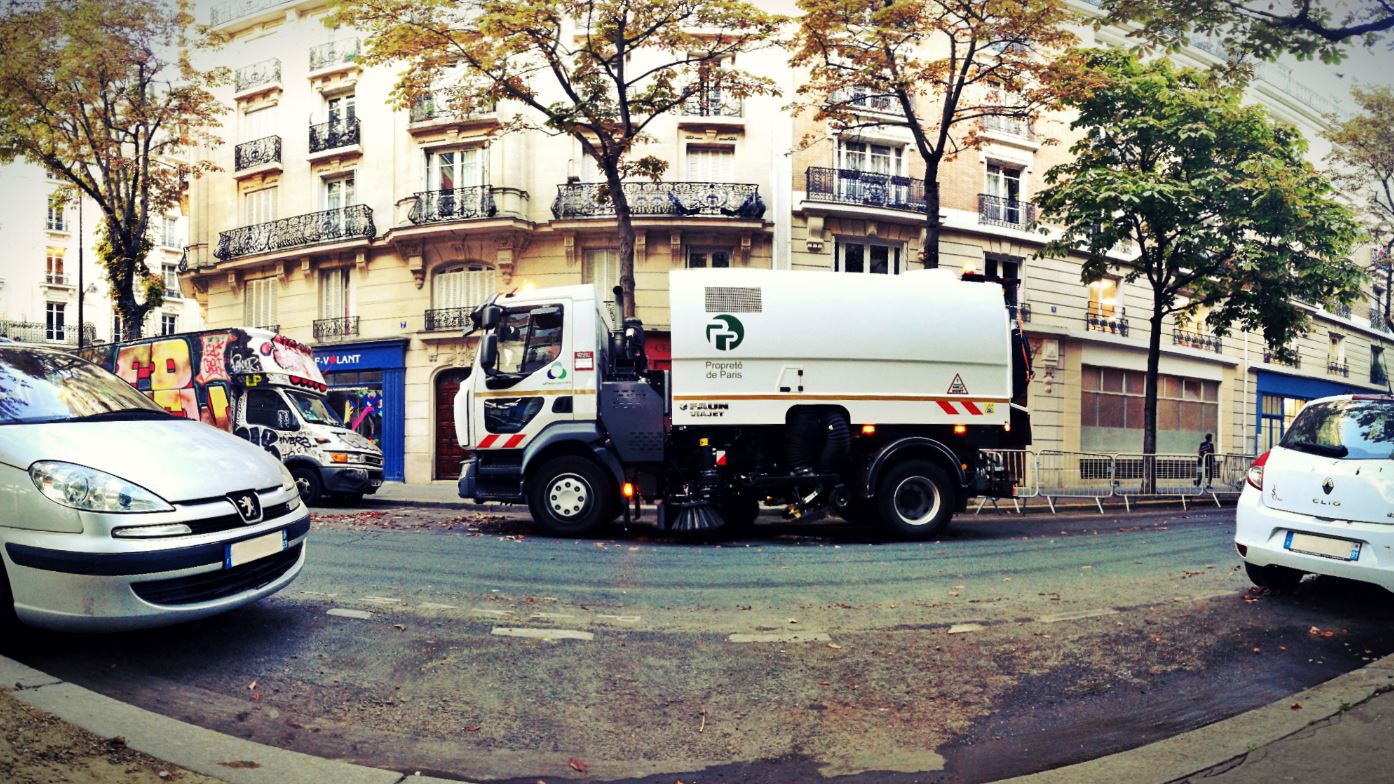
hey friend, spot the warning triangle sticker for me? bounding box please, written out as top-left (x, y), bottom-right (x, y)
top-left (947, 374), bottom-right (969, 395)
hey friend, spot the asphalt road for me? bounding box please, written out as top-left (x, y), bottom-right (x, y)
top-left (8, 503), bottom-right (1394, 784)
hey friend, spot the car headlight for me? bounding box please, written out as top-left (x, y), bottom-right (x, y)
top-left (29, 461), bottom-right (173, 513)
top-left (276, 462), bottom-right (302, 511)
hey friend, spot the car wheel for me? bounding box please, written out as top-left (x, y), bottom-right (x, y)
top-left (877, 460), bottom-right (954, 540)
top-left (292, 467), bottom-right (324, 507)
top-left (527, 456), bottom-right (617, 537)
top-left (1245, 561), bottom-right (1304, 593)
top-left (0, 559), bottom-right (19, 637)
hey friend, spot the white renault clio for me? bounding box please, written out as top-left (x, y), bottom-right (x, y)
top-left (1236, 394), bottom-right (1394, 592)
top-left (0, 343), bottom-right (308, 632)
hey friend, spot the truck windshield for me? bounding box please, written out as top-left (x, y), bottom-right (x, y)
top-left (1282, 399), bottom-right (1394, 460)
top-left (0, 347), bottom-right (170, 425)
top-left (287, 390), bottom-right (343, 426)
top-left (495, 306), bottom-right (563, 376)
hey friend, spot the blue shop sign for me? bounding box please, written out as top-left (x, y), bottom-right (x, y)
top-left (314, 340), bottom-right (406, 373)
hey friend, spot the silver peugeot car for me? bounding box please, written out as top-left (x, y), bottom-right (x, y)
top-left (0, 343), bottom-right (307, 631)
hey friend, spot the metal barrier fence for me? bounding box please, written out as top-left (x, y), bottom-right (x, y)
top-left (973, 449), bottom-right (1256, 514)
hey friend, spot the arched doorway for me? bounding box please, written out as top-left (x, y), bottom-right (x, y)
top-left (434, 367), bottom-right (472, 479)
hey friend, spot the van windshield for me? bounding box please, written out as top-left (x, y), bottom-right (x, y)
top-left (287, 390), bottom-right (343, 426)
top-left (1281, 398), bottom-right (1394, 460)
top-left (0, 347), bottom-right (169, 425)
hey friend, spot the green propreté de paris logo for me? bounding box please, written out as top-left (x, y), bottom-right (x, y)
top-left (706, 314), bottom-right (745, 351)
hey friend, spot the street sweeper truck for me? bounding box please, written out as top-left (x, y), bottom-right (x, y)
top-left (454, 268), bottom-right (1032, 538)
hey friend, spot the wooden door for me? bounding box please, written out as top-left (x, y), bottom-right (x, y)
top-left (434, 368), bottom-right (471, 479)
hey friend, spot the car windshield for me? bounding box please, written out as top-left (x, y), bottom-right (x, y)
top-left (0, 347), bottom-right (169, 425)
top-left (1281, 398), bottom-right (1394, 460)
top-left (287, 390), bottom-right (343, 426)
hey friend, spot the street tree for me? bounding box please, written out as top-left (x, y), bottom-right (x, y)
top-left (1094, 0), bottom-right (1393, 62)
top-left (328, 0), bottom-right (782, 318)
top-left (0, 0), bottom-right (223, 340)
top-left (1324, 85), bottom-right (1394, 327)
top-left (1036, 49), bottom-right (1362, 463)
top-left (789, 0), bottom-right (1076, 268)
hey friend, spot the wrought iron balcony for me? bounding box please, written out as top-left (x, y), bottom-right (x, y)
top-left (214, 205), bottom-right (376, 261)
top-left (409, 187), bottom-right (497, 225)
top-left (235, 58), bottom-right (281, 92)
top-left (1263, 349), bottom-right (1301, 367)
top-left (1328, 359), bottom-right (1350, 377)
top-left (314, 316), bottom-right (359, 342)
top-left (1085, 310), bottom-right (1128, 336)
top-left (235, 135), bottom-right (281, 171)
top-left (1326, 301), bottom-right (1352, 319)
top-left (982, 114), bottom-right (1034, 140)
top-left (424, 306), bottom-right (475, 332)
top-left (164, 287), bottom-right (182, 299)
top-left (551, 182), bottom-right (765, 220)
top-left (830, 88), bottom-right (899, 114)
top-left (979, 194), bottom-right (1036, 229)
top-left (408, 94), bottom-right (495, 125)
top-left (309, 117), bottom-right (360, 154)
top-left (43, 273), bottom-right (72, 286)
top-left (804, 166), bottom-right (926, 213)
top-left (210, 0), bottom-right (288, 26)
top-left (681, 90), bottom-right (742, 117)
top-left (309, 39), bottom-right (359, 71)
top-left (0, 320), bottom-right (96, 345)
top-left (1173, 328), bottom-right (1222, 353)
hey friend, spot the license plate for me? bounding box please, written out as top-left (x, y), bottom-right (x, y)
top-left (226, 529), bottom-right (287, 569)
top-left (1284, 530), bottom-right (1362, 561)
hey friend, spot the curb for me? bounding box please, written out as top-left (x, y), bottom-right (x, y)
top-left (0, 656), bottom-right (470, 784)
top-left (6, 650), bottom-right (1393, 784)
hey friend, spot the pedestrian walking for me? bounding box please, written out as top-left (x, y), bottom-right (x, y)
top-left (1196, 433), bottom-right (1215, 486)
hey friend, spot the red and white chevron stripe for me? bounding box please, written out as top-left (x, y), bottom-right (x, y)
top-left (936, 400), bottom-right (986, 416)
top-left (476, 433), bottom-right (528, 449)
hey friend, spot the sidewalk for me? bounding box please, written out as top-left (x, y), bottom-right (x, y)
top-left (3, 652), bottom-right (1391, 783)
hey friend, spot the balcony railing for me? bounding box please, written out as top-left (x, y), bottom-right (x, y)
top-left (408, 94), bottom-right (496, 125)
top-left (681, 90), bottom-right (742, 117)
top-left (424, 306), bottom-right (474, 332)
top-left (409, 187), bottom-right (497, 225)
top-left (43, 273), bottom-right (71, 286)
top-left (209, 0), bottom-right (287, 26)
top-left (1326, 301), bottom-right (1352, 319)
top-left (1328, 359), bottom-right (1350, 376)
top-left (309, 117), bottom-right (360, 154)
top-left (804, 166), bottom-right (926, 213)
top-left (164, 287), bottom-right (182, 299)
top-left (1172, 328), bottom-right (1222, 353)
top-left (214, 205), bottom-right (376, 261)
top-left (1086, 310), bottom-right (1128, 336)
top-left (255, 323), bottom-right (280, 333)
top-left (235, 135), bottom-right (281, 171)
top-left (979, 194), bottom-right (1036, 229)
top-left (551, 182), bottom-right (765, 220)
top-left (309, 39), bottom-right (359, 71)
top-left (1263, 349), bottom-right (1301, 367)
top-left (0, 320), bottom-right (96, 346)
top-left (235, 58), bottom-right (281, 92)
top-left (313, 316), bottom-right (359, 341)
top-left (830, 88), bottom-right (900, 114)
top-left (983, 114), bottom-right (1034, 140)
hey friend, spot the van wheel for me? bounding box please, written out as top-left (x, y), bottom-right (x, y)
top-left (292, 467), bottom-right (324, 507)
top-left (1245, 562), bottom-right (1304, 593)
top-left (877, 460), bottom-right (954, 539)
top-left (527, 456), bottom-right (617, 537)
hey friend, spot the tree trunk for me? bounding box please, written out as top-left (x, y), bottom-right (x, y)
top-left (606, 170), bottom-right (637, 320)
top-left (1142, 301), bottom-right (1165, 493)
top-left (923, 179), bottom-right (941, 269)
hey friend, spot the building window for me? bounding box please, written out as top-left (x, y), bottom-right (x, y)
top-left (1259, 394), bottom-right (1307, 452)
top-left (45, 302), bottom-right (66, 342)
top-left (161, 216), bottom-right (180, 248)
top-left (244, 278), bottom-right (277, 329)
top-left (324, 175), bottom-right (356, 211)
top-left (163, 265), bottom-right (179, 296)
top-left (984, 253), bottom-right (1022, 305)
top-left (1088, 278), bottom-right (1121, 318)
top-left (1081, 365), bottom-right (1219, 451)
top-left (426, 147), bottom-right (484, 191)
top-left (241, 105), bottom-right (276, 142)
top-left (434, 264), bottom-right (497, 311)
top-left (986, 162), bottom-right (1024, 201)
top-left (327, 93), bottom-right (356, 124)
top-left (835, 239), bottom-right (902, 275)
top-left (320, 267), bottom-right (351, 319)
top-left (243, 186), bottom-right (277, 225)
top-left (686, 248), bottom-right (731, 269)
top-left (45, 247), bottom-right (65, 285)
top-left (582, 248), bottom-right (620, 318)
top-left (112, 311), bottom-right (124, 343)
top-left (837, 141), bottom-right (903, 175)
top-left (161, 314), bottom-right (178, 336)
top-left (685, 146), bottom-right (734, 182)
top-left (1328, 332), bottom-right (1347, 374)
top-left (46, 202), bottom-right (66, 232)
top-left (1373, 346), bottom-right (1388, 386)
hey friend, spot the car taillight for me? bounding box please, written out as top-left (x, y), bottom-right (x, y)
top-left (1246, 450), bottom-right (1270, 491)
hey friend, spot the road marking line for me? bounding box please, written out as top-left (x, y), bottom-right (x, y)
top-left (361, 596), bottom-right (402, 605)
top-left (529, 612), bottom-right (576, 620)
top-left (418, 602), bottom-right (457, 610)
top-left (326, 608), bottom-right (374, 620)
top-left (1038, 609), bottom-right (1120, 624)
top-left (491, 627), bottom-right (594, 642)
top-left (299, 590), bottom-right (338, 598)
top-left (947, 623), bottom-right (985, 635)
top-left (472, 608), bottom-right (512, 617)
top-left (728, 632), bottom-right (832, 643)
top-left (596, 614), bottom-right (641, 624)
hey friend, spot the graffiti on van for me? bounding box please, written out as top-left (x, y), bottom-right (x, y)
top-left (114, 335), bottom-right (233, 430)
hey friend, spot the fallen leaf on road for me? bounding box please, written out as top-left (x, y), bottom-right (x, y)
top-left (465, 725), bottom-right (481, 732)
top-left (1252, 647), bottom-right (1262, 654)
top-left (948, 591), bottom-right (960, 597)
top-left (569, 758), bottom-right (589, 774)
top-left (106, 736), bottom-right (126, 748)
top-left (817, 680), bottom-right (831, 686)
top-left (393, 624), bottom-right (406, 631)
top-left (827, 643), bottom-right (842, 649)
top-left (1291, 703), bottom-right (1303, 710)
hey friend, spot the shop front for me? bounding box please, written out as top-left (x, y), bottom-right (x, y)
top-left (1254, 370), bottom-right (1368, 454)
top-left (314, 339), bottom-right (407, 482)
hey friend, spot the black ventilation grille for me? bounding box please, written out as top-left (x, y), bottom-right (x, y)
top-left (705, 287), bottom-right (762, 313)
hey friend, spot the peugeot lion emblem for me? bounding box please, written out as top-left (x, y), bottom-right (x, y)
top-left (228, 491), bottom-right (263, 524)
top-left (1321, 477), bottom-right (1335, 496)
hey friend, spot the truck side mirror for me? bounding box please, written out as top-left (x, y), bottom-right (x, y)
top-left (479, 305), bottom-right (502, 331)
top-left (479, 334), bottom-right (498, 374)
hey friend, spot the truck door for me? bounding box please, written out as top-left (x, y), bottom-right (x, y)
top-left (471, 303), bottom-right (575, 454)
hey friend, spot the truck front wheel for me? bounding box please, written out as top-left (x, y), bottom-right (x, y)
top-left (527, 456), bottom-right (618, 537)
top-left (876, 460), bottom-right (954, 539)
top-left (291, 467), bottom-right (324, 507)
